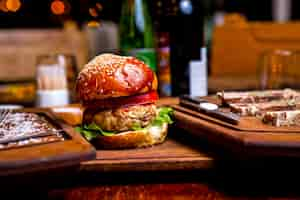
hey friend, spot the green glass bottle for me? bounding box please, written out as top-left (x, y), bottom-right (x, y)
top-left (119, 0), bottom-right (157, 72)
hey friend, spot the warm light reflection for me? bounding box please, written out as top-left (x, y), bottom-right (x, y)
top-left (87, 20), bottom-right (101, 28)
top-left (51, 0), bottom-right (65, 15)
top-left (89, 7), bottom-right (98, 17)
top-left (6, 0), bottom-right (21, 12)
top-left (0, 0), bottom-right (21, 12)
top-left (157, 1), bottom-right (162, 7)
top-left (0, 0), bottom-right (8, 12)
top-left (95, 2), bottom-right (103, 11)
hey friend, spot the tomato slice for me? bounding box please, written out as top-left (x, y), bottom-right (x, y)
top-left (83, 91), bottom-right (159, 110)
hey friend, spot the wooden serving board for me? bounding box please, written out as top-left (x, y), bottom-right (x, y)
top-left (193, 95), bottom-right (300, 133)
top-left (0, 109), bottom-right (96, 176)
top-left (173, 105), bottom-right (300, 133)
top-left (172, 102), bottom-right (300, 158)
top-left (49, 99), bottom-right (215, 173)
top-left (80, 136), bottom-right (215, 172)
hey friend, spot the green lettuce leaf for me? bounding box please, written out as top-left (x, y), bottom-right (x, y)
top-left (131, 122), bottom-right (144, 131)
top-left (152, 107), bottom-right (174, 126)
top-left (74, 126), bottom-right (98, 141)
top-left (75, 107), bottom-right (174, 140)
top-left (75, 122), bottom-right (116, 141)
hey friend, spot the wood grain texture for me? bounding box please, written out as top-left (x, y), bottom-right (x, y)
top-left (47, 168), bottom-right (300, 200)
top-left (42, 99), bottom-right (214, 173)
top-left (51, 183), bottom-right (225, 200)
top-left (48, 182), bottom-right (300, 200)
top-left (10, 99), bottom-right (300, 200)
top-left (50, 104), bottom-right (84, 126)
top-left (173, 104), bottom-right (300, 158)
top-left (211, 15), bottom-right (300, 77)
top-left (81, 137), bottom-right (214, 172)
top-left (44, 98), bottom-right (217, 173)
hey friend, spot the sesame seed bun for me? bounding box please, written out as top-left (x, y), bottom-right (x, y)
top-left (76, 54), bottom-right (157, 102)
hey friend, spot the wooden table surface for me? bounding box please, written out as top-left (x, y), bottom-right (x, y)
top-left (6, 160), bottom-right (300, 200)
top-left (4, 99), bottom-right (300, 200)
top-left (4, 137), bottom-right (300, 200)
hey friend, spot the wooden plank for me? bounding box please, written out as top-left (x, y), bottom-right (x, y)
top-left (0, 29), bottom-right (87, 80)
top-left (172, 103), bottom-right (300, 158)
top-left (80, 138), bottom-right (215, 172)
top-left (48, 99), bottom-right (215, 172)
top-left (211, 15), bottom-right (300, 77)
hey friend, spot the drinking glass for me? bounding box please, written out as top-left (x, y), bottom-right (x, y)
top-left (257, 49), bottom-right (300, 90)
top-left (35, 54), bottom-right (78, 107)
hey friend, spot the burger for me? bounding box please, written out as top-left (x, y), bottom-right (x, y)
top-left (75, 54), bottom-right (173, 149)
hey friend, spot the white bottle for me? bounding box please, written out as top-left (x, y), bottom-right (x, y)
top-left (189, 47), bottom-right (207, 97)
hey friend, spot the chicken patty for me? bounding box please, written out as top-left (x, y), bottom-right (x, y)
top-left (93, 104), bottom-right (157, 132)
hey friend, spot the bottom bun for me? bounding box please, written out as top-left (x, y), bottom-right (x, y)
top-left (91, 123), bottom-right (168, 149)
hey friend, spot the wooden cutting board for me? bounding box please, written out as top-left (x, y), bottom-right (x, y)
top-left (48, 99), bottom-right (216, 173)
top-left (173, 104), bottom-right (300, 133)
top-left (172, 102), bottom-right (300, 158)
top-left (80, 136), bottom-right (215, 172)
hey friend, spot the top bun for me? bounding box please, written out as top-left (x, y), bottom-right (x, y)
top-left (76, 54), bottom-right (157, 102)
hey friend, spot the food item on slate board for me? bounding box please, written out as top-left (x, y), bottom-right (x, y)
top-left (217, 89), bottom-right (299, 105)
top-left (262, 110), bottom-right (300, 127)
top-left (229, 99), bottom-right (300, 116)
top-left (0, 112), bottom-right (63, 149)
top-left (217, 89), bottom-right (300, 127)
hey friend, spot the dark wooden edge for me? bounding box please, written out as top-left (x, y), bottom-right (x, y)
top-left (174, 110), bottom-right (300, 158)
top-left (80, 157), bottom-right (215, 172)
top-left (0, 109), bottom-right (96, 176)
top-left (174, 111), bottom-right (244, 151)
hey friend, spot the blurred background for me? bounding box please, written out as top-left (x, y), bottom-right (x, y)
top-left (0, 0), bottom-right (300, 107)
